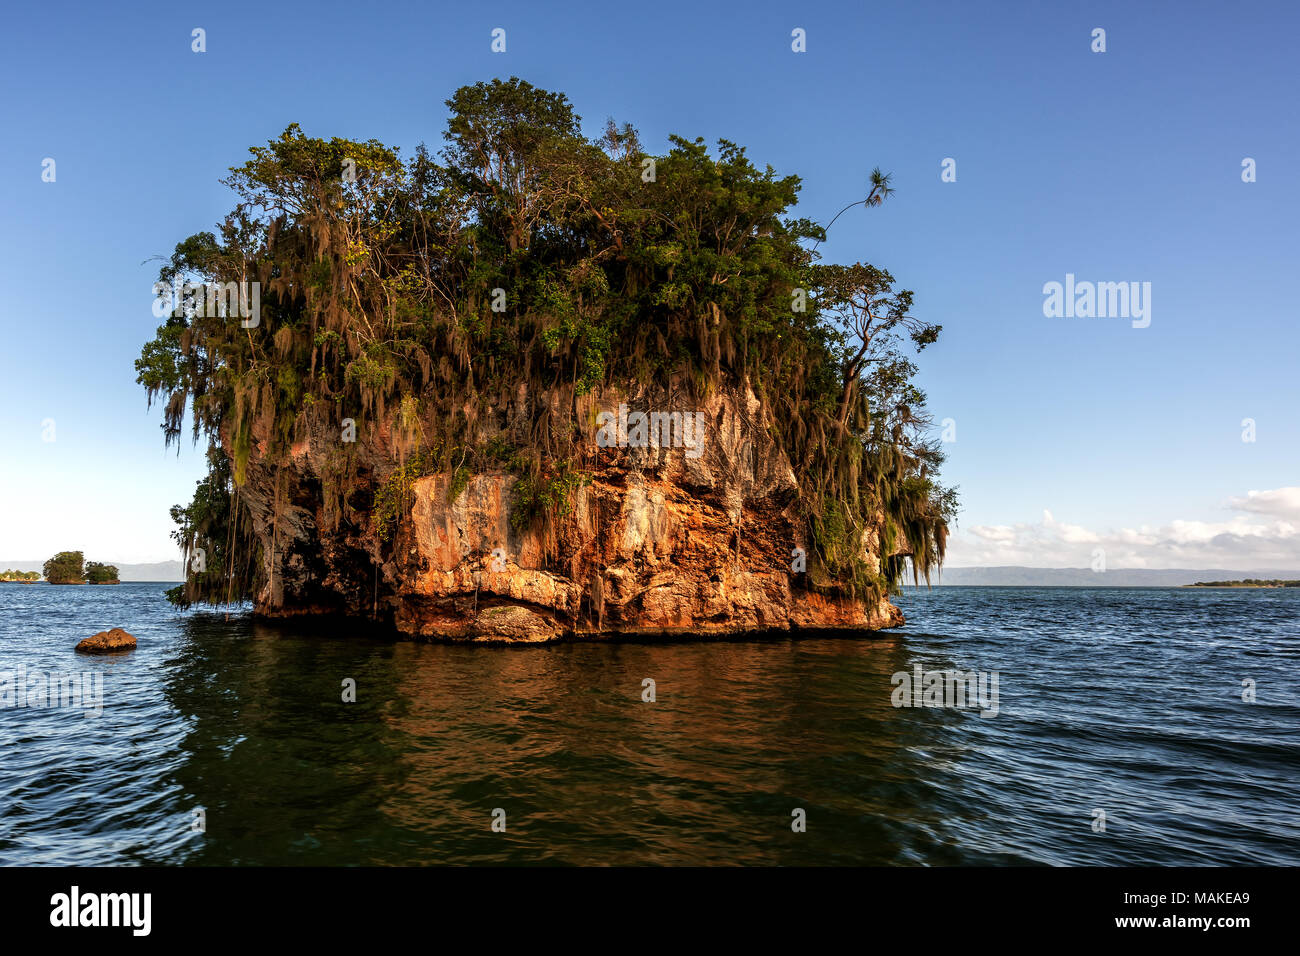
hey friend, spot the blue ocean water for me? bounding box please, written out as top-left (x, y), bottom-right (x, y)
top-left (0, 582), bottom-right (1296, 865)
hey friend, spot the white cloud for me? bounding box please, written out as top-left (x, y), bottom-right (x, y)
top-left (946, 487), bottom-right (1300, 569)
top-left (1228, 486), bottom-right (1300, 520)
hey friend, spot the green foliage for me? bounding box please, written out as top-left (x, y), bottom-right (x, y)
top-left (373, 452), bottom-right (436, 544)
top-left (447, 464), bottom-right (472, 504)
top-left (164, 446), bottom-right (256, 607)
top-left (0, 569), bottom-right (41, 581)
top-left (510, 461), bottom-right (590, 534)
top-left (137, 77), bottom-right (954, 606)
top-left (43, 551), bottom-right (84, 584)
top-left (84, 562), bottom-right (120, 584)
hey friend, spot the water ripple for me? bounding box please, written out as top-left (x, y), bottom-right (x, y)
top-left (0, 583), bottom-right (1296, 864)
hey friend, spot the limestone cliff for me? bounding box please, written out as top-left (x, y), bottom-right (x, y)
top-left (234, 379), bottom-right (904, 642)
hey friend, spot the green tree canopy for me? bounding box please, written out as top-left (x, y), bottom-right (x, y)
top-left (84, 562), bottom-right (120, 584)
top-left (0, 569), bottom-right (40, 581)
top-left (43, 551), bottom-right (85, 584)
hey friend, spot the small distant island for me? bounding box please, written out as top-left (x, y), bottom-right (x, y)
top-left (41, 551), bottom-right (120, 585)
top-left (86, 561), bottom-right (122, 585)
top-left (1186, 578), bottom-right (1300, 588)
top-left (0, 569), bottom-right (41, 582)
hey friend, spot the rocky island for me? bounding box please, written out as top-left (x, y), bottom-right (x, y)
top-left (85, 561), bottom-right (121, 585)
top-left (38, 552), bottom-right (120, 585)
top-left (0, 570), bottom-right (40, 582)
top-left (136, 78), bottom-right (954, 642)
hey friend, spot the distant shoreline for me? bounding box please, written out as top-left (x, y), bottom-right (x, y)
top-left (1183, 584), bottom-right (1297, 589)
top-left (0, 579), bottom-right (182, 584)
top-left (900, 582), bottom-right (1300, 590)
top-left (910, 567), bottom-right (1300, 587)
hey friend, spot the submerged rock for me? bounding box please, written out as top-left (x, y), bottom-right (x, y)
top-left (75, 627), bottom-right (137, 654)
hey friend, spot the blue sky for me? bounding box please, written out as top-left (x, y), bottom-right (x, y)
top-left (1, 0), bottom-right (1296, 568)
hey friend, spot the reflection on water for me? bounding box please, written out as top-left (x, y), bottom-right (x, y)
top-left (167, 620), bottom-right (937, 865)
top-left (2, 584), bottom-right (1298, 865)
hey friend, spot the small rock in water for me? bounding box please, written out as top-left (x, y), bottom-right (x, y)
top-left (75, 627), bottom-right (137, 654)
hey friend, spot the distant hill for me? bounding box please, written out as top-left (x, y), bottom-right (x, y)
top-left (918, 567), bottom-right (1300, 587)
top-left (0, 560), bottom-right (184, 582)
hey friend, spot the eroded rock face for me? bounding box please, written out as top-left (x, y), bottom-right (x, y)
top-left (75, 628), bottom-right (136, 654)
top-left (235, 380), bottom-right (903, 641)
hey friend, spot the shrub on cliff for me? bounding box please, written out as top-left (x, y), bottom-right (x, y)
top-left (137, 77), bottom-right (955, 608)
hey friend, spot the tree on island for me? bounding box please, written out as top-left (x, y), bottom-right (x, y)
top-left (43, 551), bottom-right (86, 584)
top-left (0, 569), bottom-right (41, 582)
top-left (84, 562), bottom-right (121, 584)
